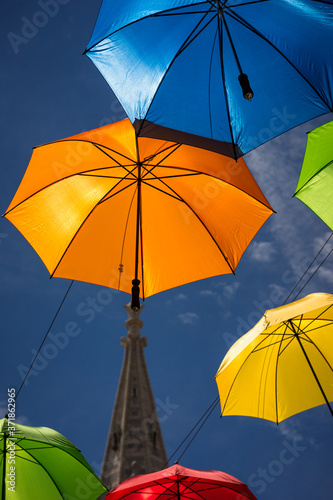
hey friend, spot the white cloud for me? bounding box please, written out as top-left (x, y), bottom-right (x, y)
top-left (177, 312), bottom-right (199, 325)
top-left (223, 282), bottom-right (240, 297)
top-left (248, 241), bottom-right (276, 262)
top-left (317, 266), bottom-right (333, 283)
top-left (175, 293), bottom-right (188, 301)
top-left (199, 290), bottom-right (216, 297)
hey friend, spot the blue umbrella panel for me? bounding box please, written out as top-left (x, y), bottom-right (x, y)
top-left (85, 0), bottom-right (333, 158)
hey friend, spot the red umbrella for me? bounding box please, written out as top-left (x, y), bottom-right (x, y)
top-left (106, 464), bottom-right (257, 500)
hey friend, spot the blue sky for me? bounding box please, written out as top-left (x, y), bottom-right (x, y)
top-left (1, 1), bottom-right (333, 499)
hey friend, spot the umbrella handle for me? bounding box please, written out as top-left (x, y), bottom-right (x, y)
top-left (131, 279), bottom-right (141, 311)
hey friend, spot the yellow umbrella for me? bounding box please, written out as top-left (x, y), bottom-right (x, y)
top-left (4, 119), bottom-right (273, 308)
top-left (215, 293), bottom-right (333, 423)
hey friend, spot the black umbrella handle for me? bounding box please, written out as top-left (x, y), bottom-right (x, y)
top-left (131, 279), bottom-right (141, 311)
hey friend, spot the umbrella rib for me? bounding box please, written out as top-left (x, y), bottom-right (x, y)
top-left (295, 329), bottom-right (333, 373)
top-left (274, 323), bottom-right (290, 423)
top-left (143, 176), bottom-right (235, 273)
top-left (14, 445), bottom-right (65, 497)
top-left (136, 9), bottom-right (217, 137)
top-left (277, 335), bottom-right (295, 356)
top-left (142, 142), bottom-right (181, 164)
top-left (300, 303), bottom-right (333, 330)
top-left (294, 159), bottom-right (333, 195)
top-left (220, 334), bottom-right (268, 415)
top-left (50, 181), bottom-right (137, 277)
top-left (34, 138), bottom-right (136, 165)
top-left (141, 179), bottom-right (183, 201)
top-left (117, 187), bottom-right (137, 290)
top-left (288, 321), bottom-right (333, 417)
top-left (208, 27), bottom-right (218, 138)
top-left (17, 440), bottom-right (104, 494)
top-left (257, 330), bottom-right (279, 420)
top-left (85, 2), bottom-right (209, 52)
top-left (224, 6), bottom-right (333, 110)
top-left (144, 163), bottom-right (274, 211)
top-left (142, 143), bottom-right (183, 172)
top-left (3, 159), bottom-right (137, 217)
top-left (92, 142), bottom-right (138, 174)
top-left (218, 14), bottom-right (238, 159)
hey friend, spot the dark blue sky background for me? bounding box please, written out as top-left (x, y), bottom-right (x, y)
top-left (1, 1), bottom-right (333, 499)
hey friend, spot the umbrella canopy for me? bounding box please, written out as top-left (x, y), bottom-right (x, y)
top-left (294, 120), bottom-right (333, 229)
top-left (85, 0), bottom-right (333, 157)
top-left (215, 293), bottom-right (333, 423)
top-left (0, 418), bottom-right (107, 500)
top-left (105, 463), bottom-right (257, 500)
top-left (4, 119), bottom-right (273, 306)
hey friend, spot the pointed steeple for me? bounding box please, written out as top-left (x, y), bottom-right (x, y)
top-left (101, 304), bottom-right (169, 489)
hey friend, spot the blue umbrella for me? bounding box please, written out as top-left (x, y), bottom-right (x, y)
top-left (85, 0), bottom-right (333, 158)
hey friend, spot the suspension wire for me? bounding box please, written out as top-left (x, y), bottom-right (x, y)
top-left (293, 245), bottom-right (333, 301)
top-left (283, 231), bottom-right (333, 305)
top-left (165, 396), bottom-right (220, 466)
top-left (15, 280), bottom-right (74, 401)
top-left (176, 397), bottom-right (220, 463)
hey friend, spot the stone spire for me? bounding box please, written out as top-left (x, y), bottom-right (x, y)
top-left (100, 304), bottom-right (169, 489)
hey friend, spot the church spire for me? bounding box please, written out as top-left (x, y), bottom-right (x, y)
top-left (101, 304), bottom-right (169, 489)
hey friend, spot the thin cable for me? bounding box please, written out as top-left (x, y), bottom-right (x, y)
top-left (293, 246), bottom-right (333, 301)
top-left (15, 280), bottom-right (74, 401)
top-left (165, 396), bottom-right (219, 466)
top-left (177, 398), bottom-right (220, 463)
top-left (283, 231), bottom-right (333, 305)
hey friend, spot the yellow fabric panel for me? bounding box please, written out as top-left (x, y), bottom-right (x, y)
top-left (215, 293), bottom-right (333, 422)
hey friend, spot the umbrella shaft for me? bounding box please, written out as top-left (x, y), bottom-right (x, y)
top-left (295, 334), bottom-right (333, 417)
top-left (134, 169), bottom-right (141, 281)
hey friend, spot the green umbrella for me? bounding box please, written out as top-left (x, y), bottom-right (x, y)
top-left (294, 120), bottom-right (333, 229)
top-left (0, 418), bottom-right (107, 500)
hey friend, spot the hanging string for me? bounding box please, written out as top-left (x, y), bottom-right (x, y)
top-left (176, 397), bottom-right (220, 463)
top-left (165, 396), bottom-right (220, 466)
top-left (292, 244), bottom-right (333, 301)
top-left (283, 231), bottom-right (333, 305)
top-left (15, 280), bottom-right (74, 401)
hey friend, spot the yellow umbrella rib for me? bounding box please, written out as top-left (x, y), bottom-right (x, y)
top-left (274, 322), bottom-right (292, 423)
top-left (288, 321), bottom-right (333, 416)
top-left (293, 303), bottom-right (333, 330)
top-left (220, 331), bottom-right (274, 416)
top-left (297, 330), bottom-right (333, 372)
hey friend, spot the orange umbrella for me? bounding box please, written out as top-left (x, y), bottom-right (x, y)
top-left (4, 119), bottom-right (273, 308)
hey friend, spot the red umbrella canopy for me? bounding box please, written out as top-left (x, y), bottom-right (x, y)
top-left (106, 464), bottom-right (257, 500)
